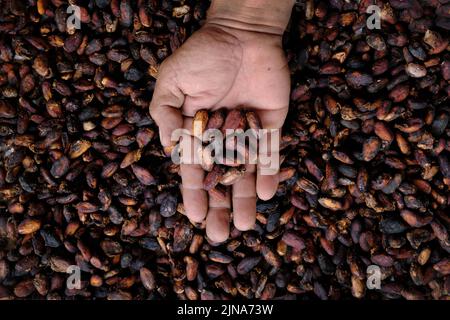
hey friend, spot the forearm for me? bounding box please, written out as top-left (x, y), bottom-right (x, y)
top-left (207, 0), bottom-right (295, 35)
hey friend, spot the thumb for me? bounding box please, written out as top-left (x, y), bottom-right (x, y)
top-left (149, 64), bottom-right (184, 148)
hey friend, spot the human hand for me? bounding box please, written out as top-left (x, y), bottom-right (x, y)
top-left (150, 0), bottom-right (294, 242)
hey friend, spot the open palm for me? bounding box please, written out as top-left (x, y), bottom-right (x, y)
top-left (150, 24), bottom-right (290, 242)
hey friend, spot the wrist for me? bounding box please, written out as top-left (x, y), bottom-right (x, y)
top-left (206, 0), bottom-right (295, 36)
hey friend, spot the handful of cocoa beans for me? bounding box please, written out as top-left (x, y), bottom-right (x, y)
top-left (184, 109), bottom-right (264, 201)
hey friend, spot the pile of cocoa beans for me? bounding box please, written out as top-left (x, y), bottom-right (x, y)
top-left (0, 0), bottom-right (449, 300)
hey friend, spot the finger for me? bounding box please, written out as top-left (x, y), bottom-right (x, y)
top-left (232, 164), bottom-right (256, 231)
top-left (257, 171), bottom-right (279, 200)
top-left (179, 118), bottom-right (208, 223)
top-left (182, 117), bottom-right (194, 134)
top-left (256, 132), bottom-right (280, 200)
top-left (181, 163), bottom-right (208, 223)
top-left (206, 188), bottom-right (231, 243)
top-left (256, 109), bottom-right (287, 200)
top-left (257, 108), bottom-right (288, 130)
top-left (149, 63), bottom-right (184, 147)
